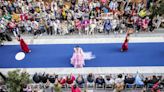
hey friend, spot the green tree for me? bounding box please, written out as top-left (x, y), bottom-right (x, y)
top-left (6, 69), bottom-right (31, 92)
top-left (157, 0), bottom-right (164, 15)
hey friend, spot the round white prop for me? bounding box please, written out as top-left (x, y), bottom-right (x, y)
top-left (15, 52), bottom-right (25, 61)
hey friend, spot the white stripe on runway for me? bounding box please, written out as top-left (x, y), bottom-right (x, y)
top-left (0, 67), bottom-right (164, 75)
top-left (4, 37), bottom-right (164, 45)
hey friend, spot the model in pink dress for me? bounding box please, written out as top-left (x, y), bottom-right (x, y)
top-left (71, 46), bottom-right (85, 68)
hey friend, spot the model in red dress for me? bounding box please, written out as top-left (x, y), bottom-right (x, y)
top-left (121, 33), bottom-right (130, 52)
top-left (19, 38), bottom-right (31, 53)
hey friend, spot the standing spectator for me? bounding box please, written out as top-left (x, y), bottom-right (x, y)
top-left (104, 19), bottom-right (112, 34)
top-left (46, 18), bottom-right (53, 35)
top-left (9, 19), bottom-right (20, 39)
top-left (12, 11), bottom-right (20, 23)
top-left (24, 20), bottom-right (32, 33)
top-left (3, 12), bottom-right (12, 21)
top-left (109, 0), bottom-right (118, 14)
top-left (142, 17), bottom-right (150, 31)
top-left (51, 0), bottom-right (58, 16)
top-left (31, 20), bottom-right (39, 38)
top-left (52, 19), bottom-right (58, 35)
top-left (38, 19), bottom-right (46, 34)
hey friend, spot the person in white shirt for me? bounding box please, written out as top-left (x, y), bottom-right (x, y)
top-left (61, 21), bottom-right (68, 35)
top-left (113, 74), bottom-right (125, 92)
top-left (56, 19), bottom-right (62, 35)
top-left (31, 20), bottom-right (39, 38)
top-left (24, 20), bottom-right (32, 33)
top-left (51, 0), bottom-right (57, 16)
top-left (89, 19), bottom-right (97, 35)
top-left (53, 20), bottom-right (58, 35)
top-left (46, 18), bottom-right (53, 35)
top-left (89, 2), bottom-right (94, 11)
top-left (97, 20), bottom-right (104, 33)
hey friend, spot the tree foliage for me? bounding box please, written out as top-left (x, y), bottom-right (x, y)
top-left (158, 0), bottom-right (164, 15)
top-left (6, 70), bottom-right (31, 92)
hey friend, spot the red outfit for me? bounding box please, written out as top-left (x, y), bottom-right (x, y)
top-left (66, 75), bottom-right (75, 84)
top-left (20, 39), bottom-right (30, 53)
top-left (71, 86), bottom-right (81, 92)
top-left (122, 35), bottom-right (129, 51)
top-left (151, 82), bottom-right (160, 92)
top-left (59, 78), bottom-right (66, 86)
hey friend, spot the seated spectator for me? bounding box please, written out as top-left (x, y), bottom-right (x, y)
top-left (54, 79), bottom-right (62, 92)
top-left (135, 73), bottom-right (144, 86)
top-left (113, 74), bottom-right (124, 92)
top-left (144, 75), bottom-right (158, 88)
top-left (43, 79), bottom-right (54, 92)
top-left (144, 77), bottom-right (149, 87)
top-left (76, 74), bottom-right (85, 87)
top-left (40, 73), bottom-right (48, 83)
top-left (48, 74), bottom-right (55, 83)
top-left (160, 76), bottom-right (164, 87)
top-left (59, 76), bottom-right (66, 86)
top-left (151, 81), bottom-right (161, 92)
top-left (22, 84), bottom-right (32, 92)
top-left (95, 75), bottom-right (105, 87)
top-left (151, 75), bottom-right (159, 84)
top-left (66, 74), bottom-right (75, 85)
top-left (87, 73), bottom-right (95, 83)
top-left (104, 75), bottom-right (115, 85)
top-left (71, 84), bottom-right (81, 92)
top-left (33, 73), bottom-right (41, 83)
top-left (124, 74), bottom-right (135, 84)
top-left (33, 85), bottom-right (40, 92)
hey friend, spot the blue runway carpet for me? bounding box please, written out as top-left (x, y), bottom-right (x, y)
top-left (0, 43), bottom-right (164, 68)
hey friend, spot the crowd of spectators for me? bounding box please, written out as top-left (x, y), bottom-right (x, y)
top-left (0, 0), bottom-right (163, 42)
top-left (17, 73), bottom-right (163, 92)
top-left (0, 71), bottom-right (164, 92)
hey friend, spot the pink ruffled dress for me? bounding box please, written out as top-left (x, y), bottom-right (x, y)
top-left (71, 48), bottom-right (85, 68)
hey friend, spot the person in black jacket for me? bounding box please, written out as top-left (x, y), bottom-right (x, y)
top-left (76, 74), bottom-right (85, 88)
top-left (33, 73), bottom-right (41, 83)
top-left (124, 74), bottom-right (135, 84)
top-left (0, 33), bottom-right (4, 46)
top-left (87, 73), bottom-right (95, 83)
top-left (95, 75), bottom-right (105, 87)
